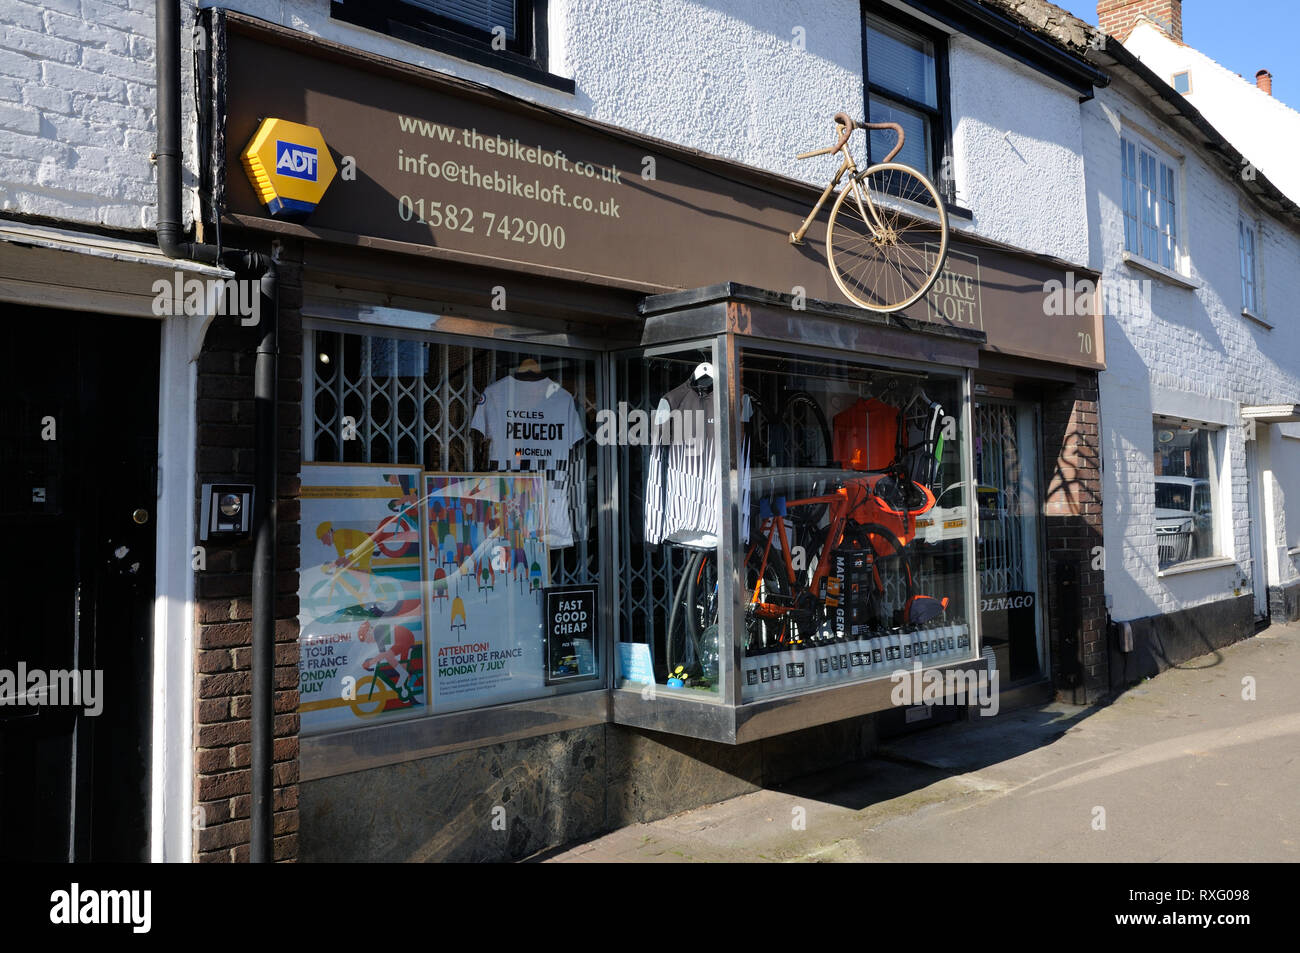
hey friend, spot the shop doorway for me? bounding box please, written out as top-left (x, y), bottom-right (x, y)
top-left (973, 399), bottom-right (1044, 682)
top-left (0, 308), bottom-right (159, 861)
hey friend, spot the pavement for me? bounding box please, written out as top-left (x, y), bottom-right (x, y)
top-left (542, 620), bottom-right (1300, 862)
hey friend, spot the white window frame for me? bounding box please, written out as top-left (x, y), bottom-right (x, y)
top-left (1238, 216), bottom-right (1261, 318)
top-left (1153, 417), bottom-right (1228, 572)
top-left (1121, 134), bottom-right (1181, 273)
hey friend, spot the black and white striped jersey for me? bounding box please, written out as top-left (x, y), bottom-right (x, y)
top-left (643, 378), bottom-right (752, 549)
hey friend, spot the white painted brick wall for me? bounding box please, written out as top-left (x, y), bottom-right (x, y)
top-left (0, 0), bottom-right (199, 231)
top-left (1085, 83), bottom-right (1300, 622)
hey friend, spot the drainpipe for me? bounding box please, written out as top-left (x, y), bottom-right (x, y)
top-left (155, 0), bottom-right (277, 863)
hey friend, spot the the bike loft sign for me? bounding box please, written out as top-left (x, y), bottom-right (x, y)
top-left (217, 13), bottom-right (1103, 371)
top-left (925, 246), bottom-right (983, 331)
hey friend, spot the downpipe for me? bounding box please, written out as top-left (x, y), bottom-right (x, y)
top-left (155, 0), bottom-right (277, 862)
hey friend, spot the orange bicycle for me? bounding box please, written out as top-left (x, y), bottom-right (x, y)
top-left (666, 465), bottom-right (949, 680)
top-left (741, 467), bottom-right (947, 649)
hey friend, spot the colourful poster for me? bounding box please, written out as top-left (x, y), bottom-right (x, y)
top-left (298, 464), bottom-right (426, 734)
top-left (424, 473), bottom-right (549, 711)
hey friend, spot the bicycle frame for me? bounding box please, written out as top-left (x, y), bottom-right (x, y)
top-left (747, 475), bottom-right (938, 639)
top-left (789, 112), bottom-right (905, 246)
top-left (748, 491), bottom-right (847, 618)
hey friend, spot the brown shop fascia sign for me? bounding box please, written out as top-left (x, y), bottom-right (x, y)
top-left (217, 13), bottom-right (1103, 371)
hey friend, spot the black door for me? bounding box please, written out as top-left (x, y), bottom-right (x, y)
top-left (0, 308), bottom-right (159, 861)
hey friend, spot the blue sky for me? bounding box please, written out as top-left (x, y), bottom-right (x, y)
top-left (1055, 0), bottom-right (1297, 107)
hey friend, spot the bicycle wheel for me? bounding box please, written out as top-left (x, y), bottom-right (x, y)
top-left (777, 390), bottom-right (833, 524)
top-left (777, 391), bottom-right (831, 470)
top-left (743, 534), bottom-right (798, 650)
top-left (374, 512), bottom-right (417, 558)
top-left (349, 673), bottom-right (395, 718)
top-left (664, 550), bottom-right (707, 676)
top-left (849, 520), bottom-right (948, 626)
top-left (827, 162), bottom-right (948, 313)
top-left (684, 551), bottom-right (721, 683)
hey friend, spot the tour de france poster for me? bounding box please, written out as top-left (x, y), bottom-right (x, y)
top-left (298, 463), bottom-right (427, 734)
top-left (424, 472), bottom-right (550, 712)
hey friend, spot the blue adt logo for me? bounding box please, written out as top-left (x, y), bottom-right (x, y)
top-left (275, 140), bottom-right (318, 181)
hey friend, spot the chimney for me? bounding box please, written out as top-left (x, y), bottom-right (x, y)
top-left (1097, 0), bottom-right (1183, 43)
top-left (1256, 69), bottom-right (1273, 96)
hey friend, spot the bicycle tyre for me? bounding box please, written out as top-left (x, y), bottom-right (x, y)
top-left (776, 390), bottom-right (832, 470)
top-left (662, 550), bottom-right (696, 677)
top-left (374, 512), bottom-right (417, 558)
top-left (684, 550), bottom-right (716, 655)
top-left (745, 533), bottom-right (800, 649)
top-left (826, 162), bottom-right (949, 313)
top-left (776, 389), bottom-right (833, 524)
top-left (845, 520), bottom-right (920, 628)
top-left (349, 674), bottom-right (393, 718)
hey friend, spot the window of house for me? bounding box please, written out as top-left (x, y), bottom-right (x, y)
top-left (1153, 420), bottom-right (1222, 569)
top-left (1121, 136), bottom-right (1180, 271)
top-left (1171, 71), bottom-right (1191, 95)
top-left (863, 9), bottom-right (952, 201)
top-left (330, 0), bottom-right (572, 92)
top-left (1239, 218), bottom-right (1260, 315)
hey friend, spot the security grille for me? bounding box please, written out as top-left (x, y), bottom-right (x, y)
top-left (974, 401), bottom-right (1027, 595)
top-left (616, 354), bottom-right (691, 673)
top-left (307, 327), bottom-right (600, 588)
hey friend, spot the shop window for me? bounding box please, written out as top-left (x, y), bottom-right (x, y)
top-left (863, 8), bottom-right (953, 202)
top-left (1239, 217), bottom-right (1260, 315)
top-left (299, 326), bottom-right (601, 735)
top-left (1153, 420), bottom-right (1222, 569)
top-left (330, 0), bottom-right (573, 92)
top-left (615, 344), bottom-right (973, 700)
top-left (1121, 135), bottom-right (1180, 271)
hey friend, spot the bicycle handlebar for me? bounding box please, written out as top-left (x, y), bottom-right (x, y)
top-left (794, 112), bottom-right (907, 164)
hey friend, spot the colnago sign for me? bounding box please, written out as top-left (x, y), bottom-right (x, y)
top-left (980, 593), bottom-right (1035, 613)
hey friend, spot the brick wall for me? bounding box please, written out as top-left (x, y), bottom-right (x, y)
top-left (1042, 372), bottom-right (1107, 703)
top-left (1097, 0), bottom-right (1182, 42)
top-left (0, 0), bottom-right (196, 230)
top-left (192, 241), bottom-right (303, 862)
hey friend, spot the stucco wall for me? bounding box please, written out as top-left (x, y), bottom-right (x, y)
top-left (948, 34), bottom-right (1089, 264)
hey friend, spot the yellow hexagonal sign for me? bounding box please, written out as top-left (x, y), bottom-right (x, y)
top-left (241, 118), bottom-right (336, 217)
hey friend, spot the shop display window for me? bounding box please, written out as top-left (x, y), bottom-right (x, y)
top-left (736, 347), bottom-right (972, 701)
top-left (615, 333), bottom-right (978, 711)
top-left (299, 326), bottom-right (603, 735)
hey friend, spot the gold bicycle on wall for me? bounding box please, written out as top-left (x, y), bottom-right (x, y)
top-left (790, 112), bottom-right (949, 313)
